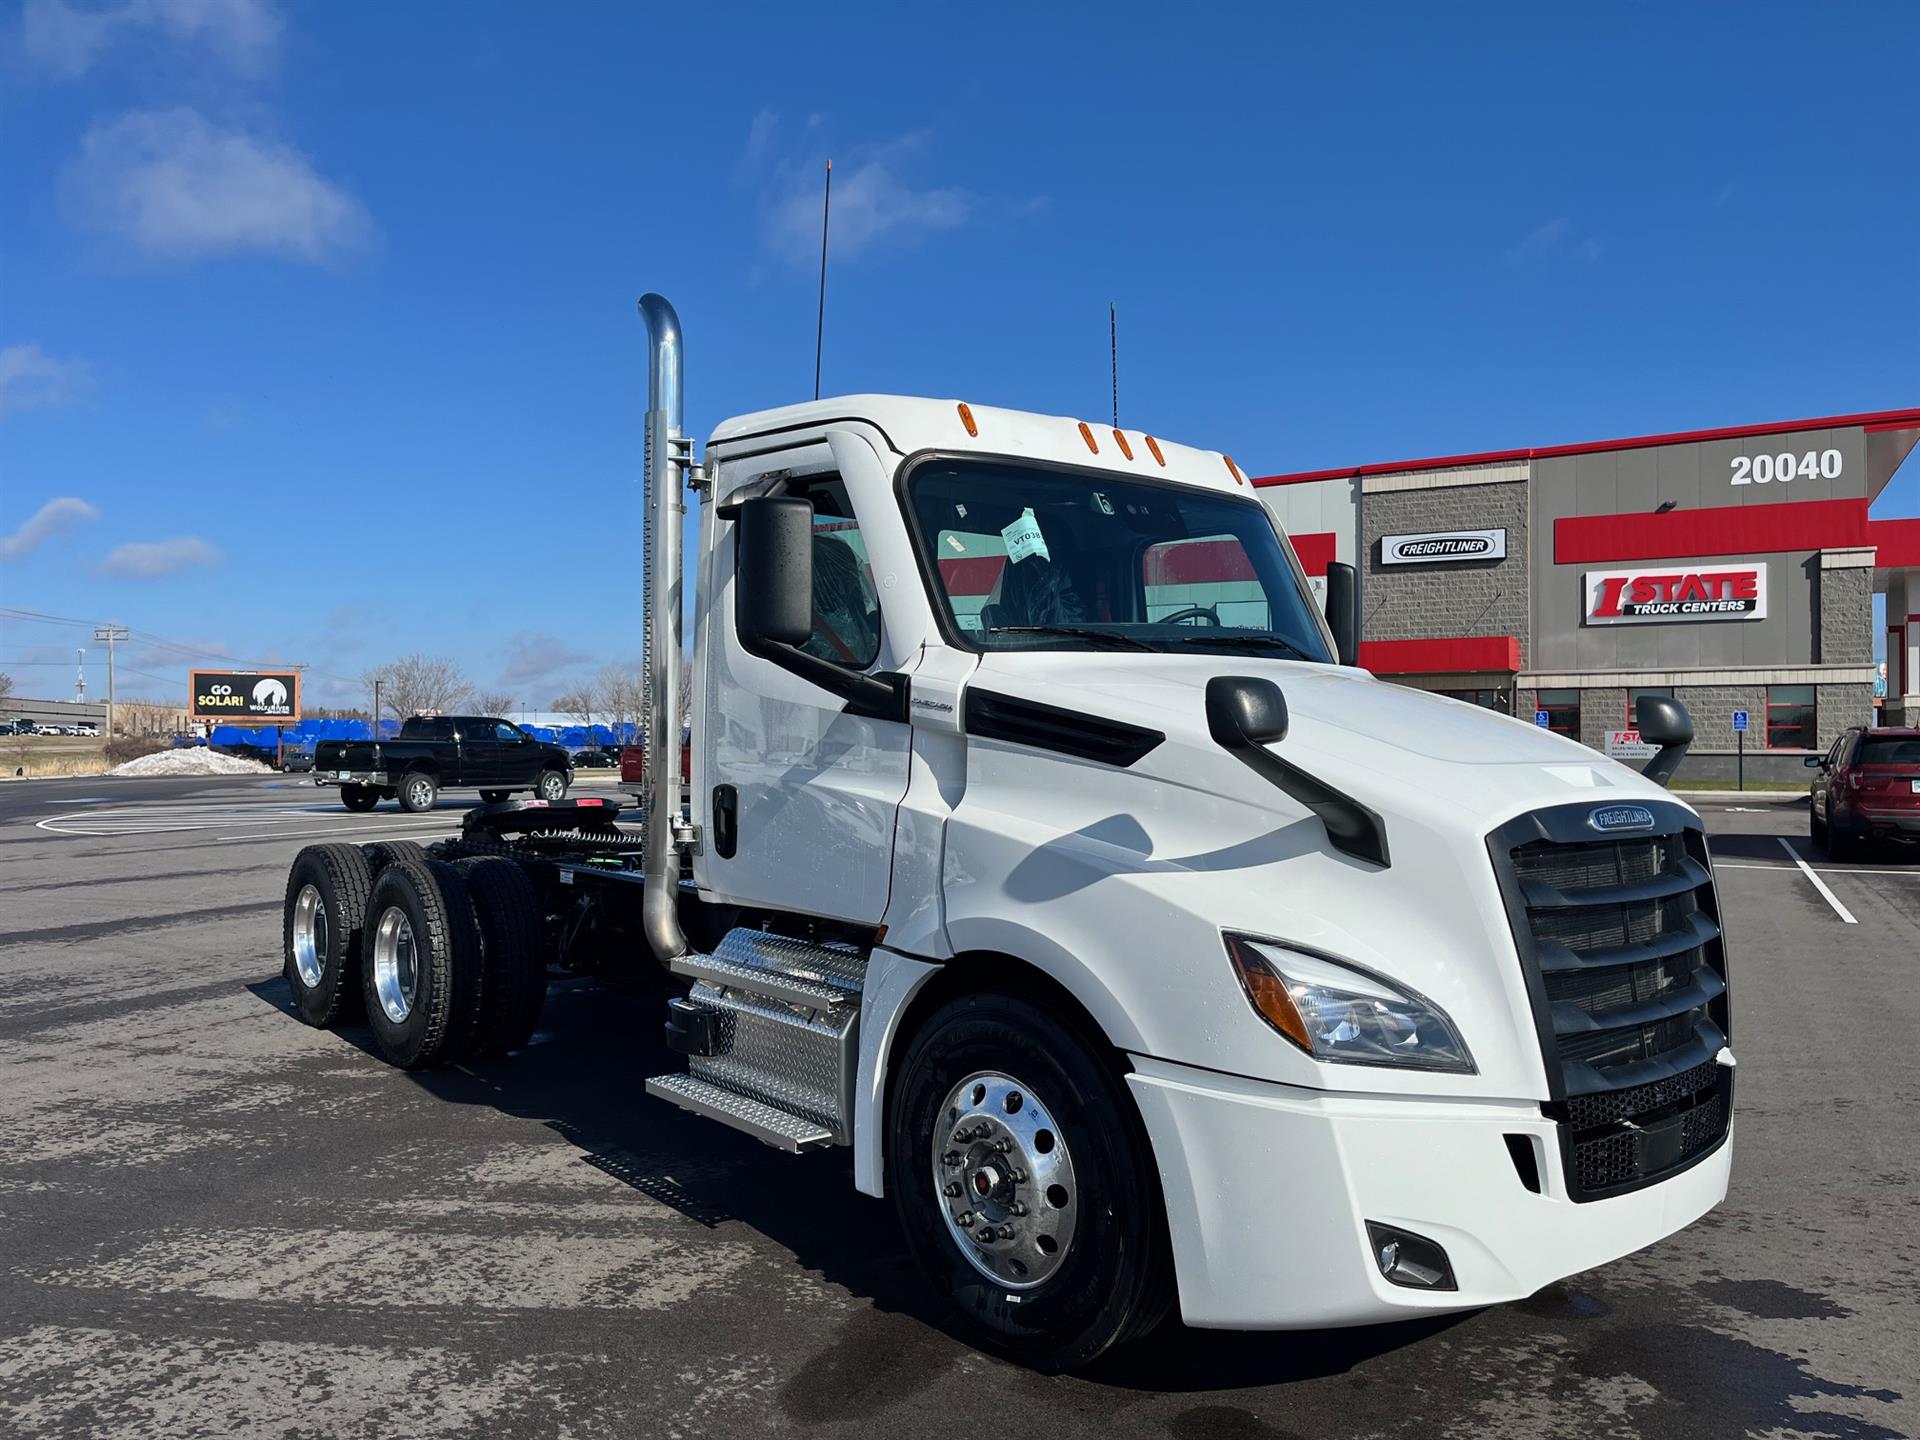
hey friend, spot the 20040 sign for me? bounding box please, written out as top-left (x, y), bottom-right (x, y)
top-left (1730, 449), bottom-right (1841, 485)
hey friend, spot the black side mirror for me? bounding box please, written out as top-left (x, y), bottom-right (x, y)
top-left (1634, 695), bottom-right (1693, 788)
top-left (735, 496), bottom-right (814, 648)
top-left (733, 495), bottom-right (904, 721)
top-left (1803, 755), bottom-right (1824, 769)
top-left (1205, 675), bottom-right (1389, 866)
top-left (1324, 561), bottom-right (1358, 666)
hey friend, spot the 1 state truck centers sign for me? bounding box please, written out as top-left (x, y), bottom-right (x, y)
top-left (1582, 563), bottom-right (1768, 625)
top-left (191, 670), bottom-right (302, 721)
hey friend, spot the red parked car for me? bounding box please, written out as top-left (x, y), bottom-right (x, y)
top-left (1808, 726), bottom-right (1920, 858)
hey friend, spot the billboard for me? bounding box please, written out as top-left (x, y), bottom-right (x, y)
top-left (1583, 564), bottom-right (1768, 626)
top-left (190, 670), bottom-right (302, 722)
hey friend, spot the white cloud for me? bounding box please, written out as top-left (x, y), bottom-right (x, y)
top-left (63, 107), bottom-right (372, 265)
top-left (0, 344), bottom-right (93, 420)
top-left (0, 497), bottom-right (101, 561)
top-left (747, 117), bottom-right (982, 265)
top-left (99, 535), bottom-right (222, 578)
top-left (21, 0), bottom-right (281, 80)
top-left (1503, 216), bottom-right (1604, 266)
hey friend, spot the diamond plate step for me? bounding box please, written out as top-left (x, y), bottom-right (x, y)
top-left (644, 1073), bottom-right (835, 1152)
top-left (671, 953), bottom-right (853, 1010)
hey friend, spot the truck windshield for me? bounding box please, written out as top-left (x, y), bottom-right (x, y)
top-left (905, 458), bottom-right (1333, 660)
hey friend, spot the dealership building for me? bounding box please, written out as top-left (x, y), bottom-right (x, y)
top-left (1258, 406), bottom-right (1920, 782)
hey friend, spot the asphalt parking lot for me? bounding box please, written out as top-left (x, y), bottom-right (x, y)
top-left (1, 776), bottom-right (1916, 1439)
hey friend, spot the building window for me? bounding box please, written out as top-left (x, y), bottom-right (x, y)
top-left (1536, 688), bottom-right (1580, 739)
top-left (1626, 686), bottom-right (1674, 728)
top-left (1765, 685), bottom-right (1817, 750)
top-left (1436, 688), bottom-right (1512, 714)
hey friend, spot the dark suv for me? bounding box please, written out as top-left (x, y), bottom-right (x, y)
top-left (1808, 726), bottom-right (1920, 858)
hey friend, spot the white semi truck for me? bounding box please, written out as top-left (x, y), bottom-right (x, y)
top-left (279, 294), bottom-right (1734, 1369)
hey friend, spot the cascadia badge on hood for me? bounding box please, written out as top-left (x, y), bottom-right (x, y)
top-left (1588, 804), bottom-right (1657, 833)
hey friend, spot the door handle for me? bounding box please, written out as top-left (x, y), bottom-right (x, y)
top-left (713, 784), bottom-right (738, 859)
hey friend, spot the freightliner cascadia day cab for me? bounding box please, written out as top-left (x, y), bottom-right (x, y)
top-left (278, 295), bottom-right (1734, 1369)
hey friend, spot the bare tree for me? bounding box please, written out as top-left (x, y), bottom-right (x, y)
top-left (554, 687), bottom-right (596, 732)
top-left (367, 654), bottom-right (472, 724)
top-left (472, 691), bottom-right (515, 717)
top-left (593, 662), bottom-right (646, 744)
top-left (0, 670), bottom-right (12, 705)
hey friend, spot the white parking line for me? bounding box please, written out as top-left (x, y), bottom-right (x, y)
top-left (1716, 860), bottom-right (1920, 876)
top-left (1778, 837), bottom-right (1858, 924)
top-left (214, 821), bottom-right (463, 842)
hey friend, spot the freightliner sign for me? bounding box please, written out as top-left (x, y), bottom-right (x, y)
top-left (1379, 529), bottom-right (1507, 565)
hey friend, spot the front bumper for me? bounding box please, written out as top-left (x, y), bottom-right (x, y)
top-left (1127, 1054), bottom-right (1730, 1329)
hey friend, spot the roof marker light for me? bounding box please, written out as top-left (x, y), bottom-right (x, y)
top-left (1144, 435), bottom-right (1167, 466)
top-left (1224, 455), bottom-right (1246, 485)
top-left (957, 402), bottom-right (978, 437)
top-left (1078, 422), bottom-right (1099, 454)
top-left (1112, 429), bottom-right (1134, 460)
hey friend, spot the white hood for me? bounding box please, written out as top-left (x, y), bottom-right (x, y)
top-left (970, 652), bottom-right (1679, 837)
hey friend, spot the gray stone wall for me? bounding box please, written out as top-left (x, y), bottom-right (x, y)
top-left (1815, 565), bottom-right (1874, 665)
top-left (1578, 688), bottom-right (1625, 750)
top-left (1673, 685), bottom-right (1766, 748)
top-left (1817, 683), bottom-right (1873, 750)
top-left (1363, 484), bottom-right (1529, 661)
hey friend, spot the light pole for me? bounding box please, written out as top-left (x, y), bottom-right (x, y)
top-left (92, 625), bottom-right (128, 736)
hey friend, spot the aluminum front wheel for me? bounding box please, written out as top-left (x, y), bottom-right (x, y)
top-left (933, 1070), bottom-right (1079, 1290)
top-left (291, 883), bottom-right (327, 989)
top-left (371, 905), bottom-right (419, 1023)
top-left (406, 776), bottom-right (434, 810)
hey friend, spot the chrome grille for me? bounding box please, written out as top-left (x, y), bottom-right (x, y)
top-left (1489, 804), bottom-right (1733, 1202)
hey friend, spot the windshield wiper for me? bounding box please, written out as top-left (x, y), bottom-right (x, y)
top-left (986, 625), bottom-right (1159, 652)
top-left (1167, 632), bottom-right (1322, 664)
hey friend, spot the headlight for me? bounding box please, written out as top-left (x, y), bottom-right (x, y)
top-left (1223, 934), bottom-right (1475, 1074)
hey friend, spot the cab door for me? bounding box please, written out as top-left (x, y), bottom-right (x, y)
top-left (695, 436), bottom-right (912, 925)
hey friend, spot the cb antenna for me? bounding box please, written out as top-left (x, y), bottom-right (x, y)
top-left (1109, 301), bottom-right (1119, 427)
top-left (814, 159), bottom-right (832, 401)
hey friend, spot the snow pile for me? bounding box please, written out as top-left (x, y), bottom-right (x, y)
top-left (110, 748), bottom-right (276, 778)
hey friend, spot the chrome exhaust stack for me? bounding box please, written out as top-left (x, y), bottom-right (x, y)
top-left (638, 292), bottom-right (689, 965)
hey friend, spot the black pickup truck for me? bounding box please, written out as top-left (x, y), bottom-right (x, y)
top-left (313, 716), bottom-right (574, 813)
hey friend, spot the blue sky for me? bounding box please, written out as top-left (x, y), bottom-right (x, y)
top-left (3, 1), bottom-right (1917, 708)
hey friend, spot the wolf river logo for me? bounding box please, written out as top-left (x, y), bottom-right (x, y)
top-left (252, 678), bottom-right (289, 707)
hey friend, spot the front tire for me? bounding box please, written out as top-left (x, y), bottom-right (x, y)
top-left (282, 844), bottom-right (373, 1027)
top-left (342, 785), bottom-right (380, 812)
top-left (535, 769), bottom-right (568, 802)
top-left (398, 771), bottom-right (438, 814)
top-left (887, 992), bottom-right (1172, 1371)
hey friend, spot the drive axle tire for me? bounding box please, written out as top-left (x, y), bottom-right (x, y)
top-left (398, 771), bottom-right (439, 814)
top-left (535, 769), bottom-right (568, 802)
top-left (480, 790), bottom-right (511, 805)
top-left (454, 856), bottom-right (547, 1056)
top-left (360, 858), bottom-right (486, 1069)
top-left (887, 992), bottom-right (1172, 1372)
top-left (342, 785), bottom-right (380, 813)
top-left (362, 840), bottom-right (428, 876)
top-left (282, 844), bottom-right (374, 1027)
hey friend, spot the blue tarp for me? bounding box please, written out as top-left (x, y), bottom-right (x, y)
top-left (185, 719), bottom-right (640, 753)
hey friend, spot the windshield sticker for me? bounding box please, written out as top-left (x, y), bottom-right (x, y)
top-left (946, 534), bottom-right (967, 553)
top-left (1001, 508), bottom-right (1050, 565)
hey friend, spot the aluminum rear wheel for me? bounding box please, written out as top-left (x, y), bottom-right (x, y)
top-left (291, 883), bottom-right (328, 989)
top-left (933, 1070), bottom-right (1078, 1290)
top-left (371, 906), bottom-right (420, 1023)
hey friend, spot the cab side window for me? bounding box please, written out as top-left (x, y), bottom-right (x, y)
top-left (796, 479), bottom-right (882, 669)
